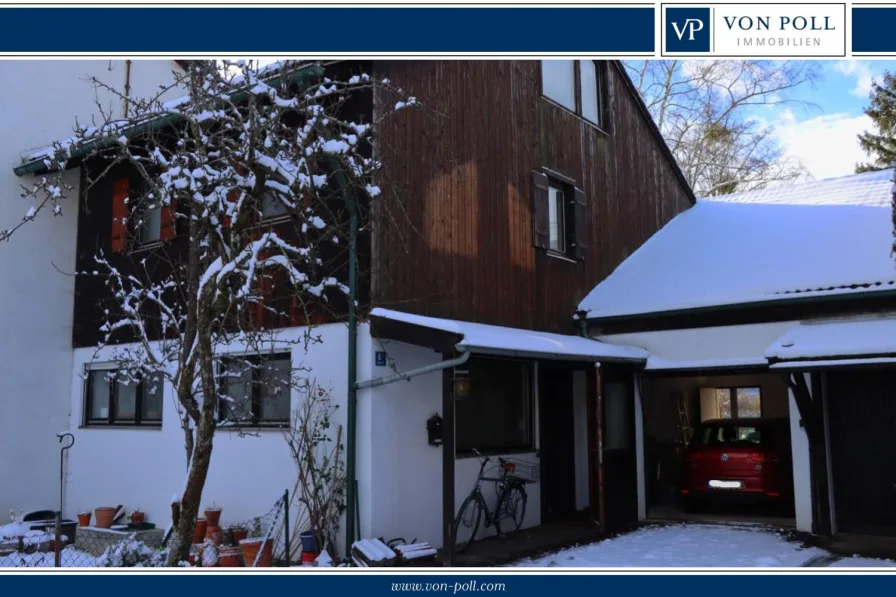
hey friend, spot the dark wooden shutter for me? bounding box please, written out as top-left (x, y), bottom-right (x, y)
top-left (532, 171), bottom-right (550, 249)
top-left (160, 200), bottom-right (177, 241)
top-left (572, 187), bottom-right (588, 261)
top-left (111, 177), bottom-right (130, 253)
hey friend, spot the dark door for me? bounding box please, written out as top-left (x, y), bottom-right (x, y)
top-left (540, 362), bottom-right (578, 521)
top-left (828, 370), bottom-right (896, 535)
top-left (601, 366), bottom-right (638, 533)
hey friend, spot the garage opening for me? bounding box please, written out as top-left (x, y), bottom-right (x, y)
top-left (641, 371), bottom-right (796, 527)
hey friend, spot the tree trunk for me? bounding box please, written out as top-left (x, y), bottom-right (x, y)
top-left (165, 417), bottom-right (215, 565)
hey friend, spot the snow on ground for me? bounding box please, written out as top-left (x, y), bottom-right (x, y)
top-left (516, 525), bottom-right (827, 568)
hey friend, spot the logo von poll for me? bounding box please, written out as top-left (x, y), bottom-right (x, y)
top-left (665, 7), bottom-right (711, 52)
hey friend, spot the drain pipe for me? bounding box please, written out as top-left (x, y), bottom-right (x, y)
top-left (356, 350), bottom-right (471, 390)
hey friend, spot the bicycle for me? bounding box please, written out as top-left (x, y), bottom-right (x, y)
top-left (452, 449), bottom-right (538, 553)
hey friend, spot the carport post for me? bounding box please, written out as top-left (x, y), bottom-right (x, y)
top-left (442, 357), bottom-right (456, 566)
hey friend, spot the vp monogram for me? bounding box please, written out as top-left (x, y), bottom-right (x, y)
top-left (671, 18), bottom-right (705, 41)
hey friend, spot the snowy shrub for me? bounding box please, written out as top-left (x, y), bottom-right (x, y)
top-left (96, 537), bottom-right (166, 567)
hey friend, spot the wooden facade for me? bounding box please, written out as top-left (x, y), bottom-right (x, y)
top-left (370, 60), bottom-right (693, 333)
top-left (71, 60), bottom-right (692, 347)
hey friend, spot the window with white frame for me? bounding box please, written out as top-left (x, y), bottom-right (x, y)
top-left (84, 367), bottom-right (163, 426)
top-left (218, 353), bottom-right (292, 425)
top-left (541, 60), bottom-right (605, 127)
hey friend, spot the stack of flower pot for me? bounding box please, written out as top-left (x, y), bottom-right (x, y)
top-left (204, 506), bottom-right (223, 546)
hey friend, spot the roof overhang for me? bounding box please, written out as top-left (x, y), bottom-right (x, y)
top-left (369, 308), bottom-right (648, 363)
top-left (765, 316), bottom-right (896, 371)
top-left (13, 62), bottom-right (325, 177)
top-left (584, 287), bottom-right (896, 326)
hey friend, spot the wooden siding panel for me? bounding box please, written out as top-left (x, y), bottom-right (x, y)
top-left (372, 60), bottom-right (691, 333)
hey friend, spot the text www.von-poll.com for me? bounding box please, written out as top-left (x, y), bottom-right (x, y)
top-left (391, 581), bottom-right (507, 593)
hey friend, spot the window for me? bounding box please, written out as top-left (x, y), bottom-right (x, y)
top-left (533, 172), bottom-right (588, 260)
top-left (455, 358), bottom-right (533, 454)
top-left (84, 368), bottom-right (162, 426)
top-left (110, 176), bottom-right (176, 253)
top-left (541, 60), bottom-right (604, 128)
top-left (218, 353), bottom-right (291, 425)
top-left (261, 191), bottom-right (289, 220)
top-left (541, 60), bottom-right (576, 112)
top-left (548, 185), bottom-right (565, 252)
top-left (692, 424), bottom-right (763, 448)
top-left (699, 387), bottom-right (762, 421)
top-left (580, 60), bottom-right (602, 125)
top-left (138, 202), bottom-right (162, 245)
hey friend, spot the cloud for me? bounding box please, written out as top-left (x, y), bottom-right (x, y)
top-left (774, 110), bottom-right (873, 179)
top-left (833, 61), bottom-right (883, 98)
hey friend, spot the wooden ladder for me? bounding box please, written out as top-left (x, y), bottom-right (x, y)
top-left (673, 390), bottom-right (690, 447)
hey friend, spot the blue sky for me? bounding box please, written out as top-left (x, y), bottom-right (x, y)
top-left (760, 60), bottom-right (896, 179)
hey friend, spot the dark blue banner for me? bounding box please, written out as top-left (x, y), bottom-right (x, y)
top-left (1, 573), bottom-right (894, 594)
top-left (853, 7), bottom-right (896, 54)
top-left (0, 7), bottom-right (654, 53)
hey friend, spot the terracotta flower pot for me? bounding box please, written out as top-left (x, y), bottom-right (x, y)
top-left (193, 518), bottom-right (208, 545)
top-left (205, 524), bottom-right (223, 546)
top-left (239, 538), bottom-right (273, 567)
top-left (94, 507), bottom-right (116, 529)
top-left (77, 513), bottom-right (91, 527)
top-left (204, 508), bottom-right (222, 527)
top-left (130, 512), bottom-right (145, 526)
top-left (229, 527), bottom-right (248, 545)
top-left (218, 546), bottom-right (242, 567)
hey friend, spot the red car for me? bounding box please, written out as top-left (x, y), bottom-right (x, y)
top-left (680, 418), bottom-right (792, 510)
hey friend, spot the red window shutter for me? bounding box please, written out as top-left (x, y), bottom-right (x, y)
top-left (223, 189), bottom-right (239, 229)
top-left (111, 178), bottom-right (130, 253)
top-left (160, 200), bottom-right (177, 241)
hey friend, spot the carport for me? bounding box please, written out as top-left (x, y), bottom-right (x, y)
top-left (638, 359), bottom-right (796, 528)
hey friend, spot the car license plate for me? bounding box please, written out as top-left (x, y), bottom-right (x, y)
top-left (709, 480), bottom-right (742, 489)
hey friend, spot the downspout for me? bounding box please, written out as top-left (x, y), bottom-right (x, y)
top-left (357, 351), bottom-right (471, 389)
top-left (332, 166), bottom-right (359, 558)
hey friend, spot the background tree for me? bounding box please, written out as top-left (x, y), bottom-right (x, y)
top-left (626, 60), bottom-right (819, 196)
top-left (21, 60), bottom-right (414, 565)
top-left (856, 71), bottom-right (896, 173)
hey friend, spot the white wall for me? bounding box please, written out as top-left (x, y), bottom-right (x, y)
top-left (0, 60), bottom-right (181, 518)
top-left (66, 323), bottom-right (350, 543)
top-left (356, 337), bottom-right (541, 549)
top-left (601, 321), bottom-right (796, 364)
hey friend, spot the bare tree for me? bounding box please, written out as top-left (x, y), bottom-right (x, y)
top-left (626, 60), bottom-right (819, 196)
top-left (21, 60), bottom-right (415, 565)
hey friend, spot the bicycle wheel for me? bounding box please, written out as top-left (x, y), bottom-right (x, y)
top-left (494, 484), bottom-right (527, 536)
top-left (453, 494), bottom-right (484, 553)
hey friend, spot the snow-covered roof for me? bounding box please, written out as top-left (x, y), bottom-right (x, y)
top-left (766, 316), bottom-right (896, 362)
top-left (579, 170), bottom-right (896, 320)
top-left (369, 308), bottom-right (648, 362)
